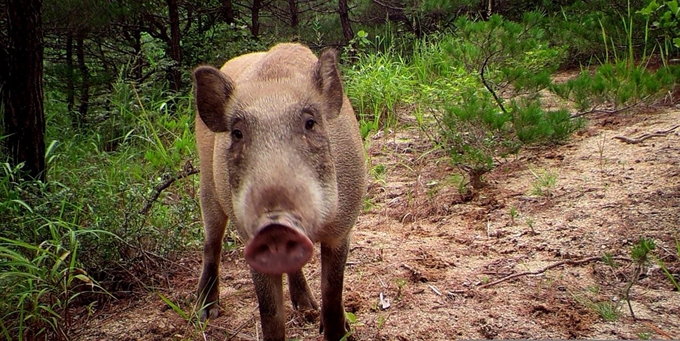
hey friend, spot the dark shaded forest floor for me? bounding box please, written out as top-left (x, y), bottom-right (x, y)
top-left (73, 103), bottom-right (680, 340)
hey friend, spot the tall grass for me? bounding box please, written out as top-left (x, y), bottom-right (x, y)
top-left (1, 73), bottom-right (203, 338)
top-left (343, 49), bottom-right (417, 133)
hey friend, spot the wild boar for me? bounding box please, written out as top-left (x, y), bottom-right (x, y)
top-left (192, 43), bottom-right (366, 341)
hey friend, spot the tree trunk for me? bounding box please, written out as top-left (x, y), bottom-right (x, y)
top-left (66, 33), bottom-right (76, 127)
top-left (288, 0), bottom-right (299, 28)
top-left (167, 0), bottom-right (182, 92)
top-left (222, 0), bottom-right (234, 24)
top-left (251, 0), bottom-right (261, 38)
top-left (338, 0), bottom-right (354, 45)
top-left (76, 33), bottom-right (89, 128)
top-left (3, 0), bottom-right (46, 181)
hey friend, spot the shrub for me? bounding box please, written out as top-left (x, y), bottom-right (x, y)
top-left (428, 13), bottom-right (577, 189)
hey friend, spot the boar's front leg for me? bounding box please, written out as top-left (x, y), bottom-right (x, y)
top-left (288, 270), bottom-right (319, 311)
top-left (320, 237), bottom-right (350, 341)
top-left (251, 270), bottom-right (286, 341)
top-left (197, 185), bottom-right (228, 321)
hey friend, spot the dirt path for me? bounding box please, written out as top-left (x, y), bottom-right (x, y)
top-left (74, 107), bottom-right (680, 340)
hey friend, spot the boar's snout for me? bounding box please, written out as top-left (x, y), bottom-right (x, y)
top-left (244, 213), bottom-right (314, 275)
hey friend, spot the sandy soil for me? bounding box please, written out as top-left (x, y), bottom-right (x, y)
top-left (72, 105), bottom-right (680, 341)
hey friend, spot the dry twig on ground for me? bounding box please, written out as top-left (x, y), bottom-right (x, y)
top-left (570, 102), bottom-right (640, 119)
top-left (477, 256), bottom-right (631, 289)
top-left (614, 124), bottom-right (679, 144)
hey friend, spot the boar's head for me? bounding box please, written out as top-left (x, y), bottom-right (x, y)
top-left (193, 49), bottom-right (344, 275)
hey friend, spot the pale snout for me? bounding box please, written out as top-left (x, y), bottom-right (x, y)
top-left (243, 213), bottom-right (314, 275)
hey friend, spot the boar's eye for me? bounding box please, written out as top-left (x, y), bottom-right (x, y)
top-left (232, 129), bottom-right (243, 139)
top-left (305, 118), bottom-right (316, 130)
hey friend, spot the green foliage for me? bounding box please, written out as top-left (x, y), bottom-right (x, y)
top-left (345, 13), bottom-right (590, 190)
top-left (624, 237), bottom-right (658, 320)
top-left (657, 236), bottom-right (680, 291)
top-left (1, 73), bottom-right (203, 336)
top-left (594, 301), bottom-right (622, 321)
top-left (545, 0), bottom-right (658, 63)
top-left (344, 48), bottom-right (416, 131)
top-left (638, 0), bottom-right (680, 59)
top-left (551, 61), bottom-right (676, 111)
top-left (509, 206), bottom-right (518, 224)
top-left (631, 237), bottom-right (656, 264)
top-left (426, 14), bottom-right (578, 187)
top-left (638, 331), bottom-right (653, 340)
top-left (340, 311), bottom-right (363, 341)
top-left (0, 220), bottom-right (110, 340)
top-left (529, 167), bottom-right (558, 197)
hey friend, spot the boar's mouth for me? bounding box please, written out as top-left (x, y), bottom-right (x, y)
top-left (243, 218), bottom-right (314, 275)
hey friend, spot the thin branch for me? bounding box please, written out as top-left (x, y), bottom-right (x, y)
top-left (371, 0), bottom-right (406, 11)
top-left (139, 161), bottom-right (199, 215)
top-left (614, 124), bottom-right (679, 144)
top-left (477, 256), bottom-right (631, 289)
top-left (625, 265), bottom-right (641, 320)
top-left (480, 51), bottom-right (508, 115)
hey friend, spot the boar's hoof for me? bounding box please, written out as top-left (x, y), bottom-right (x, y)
top-left (244, 224), bottom-right (314, 275)
top-left (199, 305), bottom-right (220, 322)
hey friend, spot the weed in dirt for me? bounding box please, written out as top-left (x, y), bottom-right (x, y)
top-left (526, 218), bottom-right (537, 235)
top-left (395, 278), bottom-right (407, 300)
top-left (596, 132), bottom-right (608, 171)
top-left (602, 252), bottom-right (620, 268)
top-left (363, 197), bottom-right (376, 213)
top-left (371, 163), bottom-right (387, 182)
top-left (449, 173), bottom-right (468, 197)
top-left (377, 314), bottom-right (387, 329)
top-left (340, 311), bottom-right (363, 341)
top-left (509, 206), bottom-right (519, 225)
top-left (587, 285), bottom-right (601, 295)
top-left (529, 167), bottom-right (558, 197)
top-left (626, 237), bottom-right (656, 320)
top-left (594, 301), bottom-right (622, 322)
top-left (637, 331), bottom-right (653, 340)
top-left (656, 236), bottom-right (680, 291)
top-left (157, 292), bottom-right (210, 339)
top-left (574, 287), bottom-right (622, 322)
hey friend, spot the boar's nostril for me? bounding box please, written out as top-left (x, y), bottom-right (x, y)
top-left (286, 240), bottom-right (298, 252)
top-left (255, 244), bottom-right (271, 256)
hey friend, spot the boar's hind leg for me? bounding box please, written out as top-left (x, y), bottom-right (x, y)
top-left (197, 192), bottom-right (228, 321)
top-left (288, 270), bottom-right (318, 311)
top-left (320, 237), bottom-right (351, 341)
top-left (251, 270), bottom-right (286, 341)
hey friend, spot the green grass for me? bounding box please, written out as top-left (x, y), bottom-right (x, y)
top-left (1, 75), bottom-right (203, 337)
top-left (529, 167), bottom-right (558, 197)
top-left (594, 301), bottom-right (622, 321)
top-left (0, 222), bottom-right (112, 340)
top-left (344, 50), bottom-right (416, 132)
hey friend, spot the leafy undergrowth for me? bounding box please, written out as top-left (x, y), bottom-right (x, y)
top-left (69, 104), bottom-right (680, 340)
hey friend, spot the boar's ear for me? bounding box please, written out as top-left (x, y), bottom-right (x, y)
top-left (313, 48), bottom-right (344, 119)
top-left (193, 66), bottom-right (234, 133)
